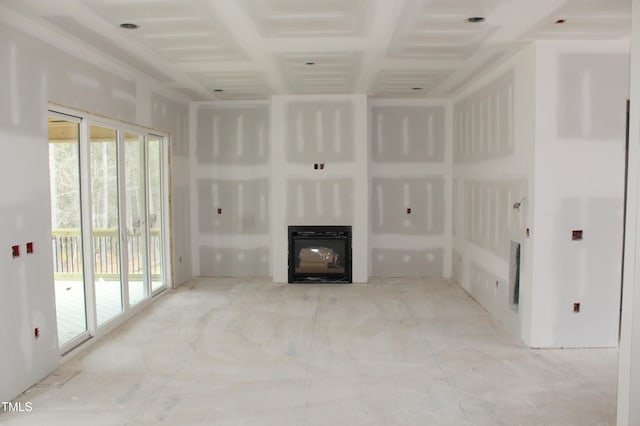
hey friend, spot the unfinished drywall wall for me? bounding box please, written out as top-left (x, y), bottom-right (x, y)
top-left (371, 248), bottom-right (444, 277)
top-left (452, 45), bottom-right (535, 339)
top-left (371, 177), bottom-right (445, 235)
top-left (451, 249), bottom-right (463, 284)
top-left (453, 40), bottom-right (628, 348)
top-left (286, 177), bottom-right (354, 225)
top-left (531, 41), bottom-right (628, 348)
top-left (369, 101), bottom-right (451, 278)
top-left (152, 92), bottom-right (189, 156)
top-left (271, 95), bottom-right (368, 282)
top-left (192, 104), bottom-right (271, 277)
top-left (199, 246), bottom-right (269, 276)
top-left (469, 262), bottom-right (505, 315)
top-left (452, 179), bottom-right (458, 237)
top-left (150, 92), bottom-right (191, 286)
top-left (557, 54), bottom-right (629, 141)
top-left (371, 105), bottom-right (445, 163)
top-left (464, 179), bottom-right (527, 261)
top-left (454, 71), bottom-right (514, 163)
top-left (0, 16), bottom-right (190, 402)
top-left (198, 178), bottom-right (269, 234)
top-left (285, 100), bottom-right (355, 164)
top-left (618, 4), bottom-right (640, 423)
top-left (197, 106), bottom-right (269, 165)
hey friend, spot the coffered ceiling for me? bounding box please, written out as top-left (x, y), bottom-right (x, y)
top-left (0, 0), bottom-right (631, 101)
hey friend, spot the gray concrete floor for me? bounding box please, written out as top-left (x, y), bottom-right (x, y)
top-left (3, 277), bottom-right (617, 425)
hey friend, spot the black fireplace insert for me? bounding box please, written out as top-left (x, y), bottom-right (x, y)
top-left (288, 225), bottom-right (352, 283)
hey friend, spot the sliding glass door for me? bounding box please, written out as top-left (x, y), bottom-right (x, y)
top-left (48, 115), bottom-right (89, 349)
top-left (148, 135), bottom-right (165, 293)
top-left (48, 109), bottom-right (170, 352)
top-left (89, 125), bottom-right (123, 326)
top-left (124, 132), bottom-right (149, 307)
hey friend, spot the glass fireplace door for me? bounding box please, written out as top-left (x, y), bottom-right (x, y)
top-left (288, 226), bottom-right (352, 283)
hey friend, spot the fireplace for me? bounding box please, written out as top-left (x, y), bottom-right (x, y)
top-left (288, 226), bottom-right (352, 283)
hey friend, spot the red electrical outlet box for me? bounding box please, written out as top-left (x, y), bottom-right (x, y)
top-left (26, 242), bottom-right (34, 254)
top-left (12, 245), bottom-right (20, 258)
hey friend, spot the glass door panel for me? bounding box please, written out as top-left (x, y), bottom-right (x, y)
top-left (124, 132), bottom-right (149, 306)
top-left (90, 125), bottom-right (123, 326)
top-left (48, 116), bottom-right (88, 348)
top-left (148, 136), bottom-right (165, 292)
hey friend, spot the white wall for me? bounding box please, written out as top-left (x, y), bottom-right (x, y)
top-left (451, 40), bottom-right (629, 347)
top-left (451, 44), bottom-right (537, 338)
top-left (618, 2), bottom-right (640, 423)
top-left (191, 102), bottom-right (271, 277)
top-left (191, 97), bottom-right (454, 282)
top-left (369, 100), bottom-right (451, 278)
top-left (151, 92), bottom-right (191, 287)
top-left (531, 41), bottom-right (628, 348)
top-left (271, 95), bottom-right (368, 282)
top-left (0, 18), bottom-right (191, 402)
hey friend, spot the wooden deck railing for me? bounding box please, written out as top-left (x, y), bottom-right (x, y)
top-left (52, 228), bottom-right (162, 280)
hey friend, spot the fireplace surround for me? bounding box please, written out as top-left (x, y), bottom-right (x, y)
top-left (288, 226), bottom-right (352, 283)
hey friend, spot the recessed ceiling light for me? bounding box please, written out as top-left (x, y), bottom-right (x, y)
top-left (119, 23), bottom-right (139, 29)
top-left (213, 89), bottom-right (224, 92)
top-left (467, 17), bottom-right (485, 23)
top-left (412, 87), bottom-right (423, 91)
top-left (555, 19), bottom-right (566, 24)
top-left (305, 62), bottom-right (315, 66)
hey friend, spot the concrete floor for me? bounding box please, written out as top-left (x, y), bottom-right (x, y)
top-left (3, 277), bottom-right (617, 425)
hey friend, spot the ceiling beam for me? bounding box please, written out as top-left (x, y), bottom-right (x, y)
top-left (207, 0), bottom-right (288, 94)
top-left (354, 0), bottom-right (409, 94)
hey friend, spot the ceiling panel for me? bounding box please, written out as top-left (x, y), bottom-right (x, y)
top-left (43, 15), bottom-right (175, 83)
top-left (523, 0), bottom-right (631, 40)
top-left (388, 0), bottom-right (503, 61)
top-left (371, 70), bottom-right (451, 98)
top-left (238, 0), bottom-right (374, 38)
top-left (1, 0), bottom-right (632, 101)
top-left (276, 52), bottom-right (361, 94)
top-left (82, 0), bottom-right (246, 62)
top-left (192, 71), bottom-right (273, 100)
